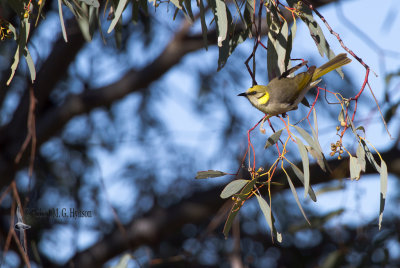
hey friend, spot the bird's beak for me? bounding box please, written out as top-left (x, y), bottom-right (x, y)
top-left (238, 92), bottom-right (247, 97)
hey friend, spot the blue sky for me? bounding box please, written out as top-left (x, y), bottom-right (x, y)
top-left (15, 0), bottom-right (400, 265)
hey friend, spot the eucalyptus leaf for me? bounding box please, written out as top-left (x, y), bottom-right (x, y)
top-left (220, 180), bottom-right (250, 199)
top-left (296, 137), bottom-right (310, 199)
top-left (198, 0), bottom-right (208, 49)
top-left (195, 170), bottom-right (228, 179)
top-left (265, 129), bottom-right (284, 149)
top-left (255, 194), bottom-right (282, 242)
top-left (349, 155), bottom-right (361, 180)
top-left (360, 139), bottom-right (380, 173)
top-left (223, 201), bottom-right (241, 238)
top-left (289, 162), bottom-right (317, 202)
top-left (379, 160), bottom-right (388, 230)
top-left (58, 0), bottom-right (68, 42)
top-left (215, 0), bottom-right (228, 47)
top-left (107, 0), bottom-right (129, 33)
top-left (80, 0), bottom-right (100, 7)
top-left (356, 143), bottom-right (366, 172)
top-left (284, 171), bottom-right (310, 224)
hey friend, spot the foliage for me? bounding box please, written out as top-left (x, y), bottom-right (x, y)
top-left (0, 0), bottom-right (396, 267)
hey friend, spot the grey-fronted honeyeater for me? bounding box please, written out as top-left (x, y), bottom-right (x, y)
top-left (238, 53), bottom-right (352, 117)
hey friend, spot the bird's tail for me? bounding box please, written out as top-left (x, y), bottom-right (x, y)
top-left (312, 53), bottom-right (352, 81)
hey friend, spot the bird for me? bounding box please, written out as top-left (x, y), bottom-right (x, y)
top-left (238, 53), bottom-right (352, 117)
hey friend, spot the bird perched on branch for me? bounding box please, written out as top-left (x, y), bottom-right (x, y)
top-left (238, 53), bottom-right (352, 117)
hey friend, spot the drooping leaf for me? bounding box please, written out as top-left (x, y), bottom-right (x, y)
top-left (215, 0), bottom-right (228, 47)
top-left (220, 180), bottom-right (250, 199)
top-left (107, 0), bottom-right (129, 33)
top-left (223, 177), bottom-right (257, 237)
top-left (7, 18), bottom-right (36, 85)
top-left (289, 162), bottom-right (316, 202)
top-left (171, 0), bottom-right (182, 9)
top-left (286, 0), bottom-right (344, 78)
top-left (360, 139), bottom-right (380, 173)
top-left (223, 201), bottom-right (241, 238)
top-left (195, 170), bottom-right (228, 179)
top-left (284, 170), bottom-right (310, 224)
top-left (264, 129), bottom-right (284, 149)
top-left (294, 126), bottom-right (321, 155)
top-left (306, 145), bottom-right (326, 173)
top-left (58, 0), bottom-right (68, 42)
top-left (349, 155), bottom-right (361, 181)
top-left (255, 194), bottom-right (282, 242)
top-left (356, 143), bottom-right (366, 172)
top-left (379, 160), bottom-right (388, 230)
top-left (197, 0), bottom-right (208, 49)
top-left (183, 0), bottom-right (194, 22)
top-left (296, 137), bottom-right (310, 199)
top-left (80, 0), bottom-right (100, 7)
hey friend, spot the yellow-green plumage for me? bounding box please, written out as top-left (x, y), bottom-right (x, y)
top-left (239, 53), bottom-right (352, 116)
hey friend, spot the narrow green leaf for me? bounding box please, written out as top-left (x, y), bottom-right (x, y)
top-left (7, 47), bottom-right (20, 86)
top-left (360, 139), bottom-right (380, 173)
top-left (349, 155), bottom-right (361, 181)
top-left (289, 162), bottom-right (316, 202)
top-left (356, 143), bottom-right (366, 172)
top-left (58, 0), bottom-right (68, 42)
top-left (264, 129), bottom-right (284, 149)
top-left (171, 0), bottom-right (182, 9)
top-left (313, 107), bottom-right (318, 135)
top-left (197, 0), bottom-right (208, 49)
top-left (81, 0), bottom-right (100, 7)
top-left (24, 47), bottom-right (36, 82)
top-left (338, 109), bottom-right (344, 123)
top-left (379, 160), bottom-right (388, 230)
top-left (195, 170), bottom-right (228, 179)
top-left (215, 0), bottom-right (228, 47)
top-left (220, 180), bottom-right (250, 199)
top-left (293, 126), bottom-right (321, 154)
top-left (107, 0), bottom-right (129, 33)
top-left (255, 194), bottom-right (282, 242)
top-left (286, 0), bottom-right (343, 78)
top-left (223, 202), bottom-right (240, 238)
top-left (306, 145), bottom-right (326, 173)
top-left (284, 171), bottom-right (310, 224)
top-left (356, 126), bottom-right (366, 133)
top-left (184, 0), bottom-right (194, 21)
top-left (296, 138), bottom-right (310, 199)
top-left (294, 125), bottom-right (326, 172)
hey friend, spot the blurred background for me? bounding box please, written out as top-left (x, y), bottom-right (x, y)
top-left (1, 0), bottom-right (400, 267)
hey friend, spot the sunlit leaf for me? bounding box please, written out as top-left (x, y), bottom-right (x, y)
top-left (286, 0), bottom-right (344, 78)
top-left (379, 160), bottom-right (388, 230)
top-left (289, 162), bottom-right (316, 202)
top-left (338, 108), bottom-right (344, 123)
top-left (284, 170), bottom-right (310, 224)
top-left (360, 139), bottom-right (380, 173)
top-left (255, 194), bottom-right (282, 242)
top-left (264, 129), bottom-right (283, 149)
top-left (107, 0), bottom-right (129, 33)
top-left (356, 143), bottom-right (366, 172)
top-left (220, 180), bottom-right (250, 199)
top-left (170, 0), bottom-right (182, 9)
top-left (349, 155), bottom-right (361, 181)
top-left (58, 0), bottom-right (68, 42)
top-left (295, 137), bottom-right (310, 199)
top-left (215, 0), bottom-right (228, 47)
top-left (81, 0), bottom-right (100, 7)
top-left (195, 170), bottom-right (228, 179)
